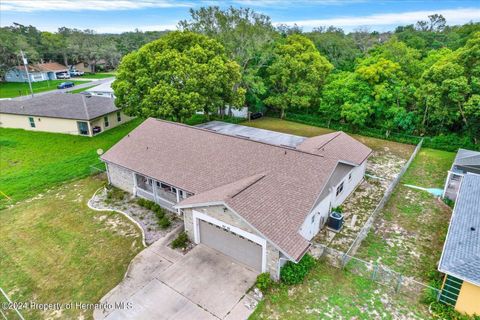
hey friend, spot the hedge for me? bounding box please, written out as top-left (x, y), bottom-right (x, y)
top-left (284, 113), bottom-right (479, 152)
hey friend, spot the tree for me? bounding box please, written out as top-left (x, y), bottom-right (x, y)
top-left (264, 34), bottom-right (332, 118)
top-left (179, 6), bottom-right (277, 113)
top-left (113, 31), bottom-right (245, 122)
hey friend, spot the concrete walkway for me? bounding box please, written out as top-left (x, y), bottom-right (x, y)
top-left (196, 121), bottom-right (306, 147)
top-left (94, 228), bottom-right (258, 320)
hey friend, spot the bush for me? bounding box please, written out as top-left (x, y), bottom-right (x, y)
top-left (280, 254), bottom-right (316, 285)
top-left (152, 204), bottom-right (165, 219)
top-left (137, 198), bottom-right (156, 210)
top-left (106, 187), bottom-right (125, 201)
top-left (442, 197), bottom-right (455, 208)
top-left (332, 206), bottom-right (343, 213)
top-left (158, 216), bottom-right (171, 229)
top-left (255, 272), bottom-right (274, 293)
top-left (171, 231), bottom-right (189, 249)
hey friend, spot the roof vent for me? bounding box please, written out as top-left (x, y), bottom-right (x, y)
top-left (471, 227), bottom-right (476, 231)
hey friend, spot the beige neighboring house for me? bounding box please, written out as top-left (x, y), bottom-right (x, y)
top-left (0, 94), bottom-right (131, 136)
top-left (101, 119), bottom-right (372, 279)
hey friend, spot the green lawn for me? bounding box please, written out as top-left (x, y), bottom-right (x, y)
top-left (0, 118), bottom-right (143, 207)
top-left (356, 148), bottom-right (455, 282)
top-left (0, 80), bottom-right (91, 98)
top-left (82, 72), bottom-right (116, 79)
top-left (250, 259), bottom-right (430, 320)
top-left (67, 84), bottom-right (98, 94)
top-left (0, 174), bottom-right (143, 320)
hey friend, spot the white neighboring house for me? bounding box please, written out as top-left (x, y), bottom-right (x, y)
top-left (101, 119), bottom-right (372, 279)
top-left (4, 62), bottom-right (69, 82)
top-left (84, 80), bottom-right (115, 98)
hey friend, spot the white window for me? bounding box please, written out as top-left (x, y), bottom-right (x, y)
top-left (117, 111), bottom-right (122, 122)
top-left (336, 182), bottom-right (344, 196)
top-left (104, 116), bottom-right (109, 127)
top-left (311, 215), bottom-right (315, 224)
top-left (28, 117), bottom-right (35, 128)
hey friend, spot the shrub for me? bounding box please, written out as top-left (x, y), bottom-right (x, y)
top-left (442, 197), bottom-right (455, 208)
top-left (280, 254), bottom-right (316, 285)
top-left (106, 187), bottom-right (125, 201)
top-left (255, 272), bottom-right (273, 293)
top-left (171, 231), bottom-right (189, 249)
top-left (158, 216), bottom-right (171, 229)
top-left (153, 204), bottom-right (165, 219)
top-left (332, 206), bottom-right (343, 213)
top-left (136, 198), bottom-right (146, 207)
top-left (136, 198), bottom-right (156, 210)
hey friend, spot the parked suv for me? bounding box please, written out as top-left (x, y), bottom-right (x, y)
top-left (57, 82), bottom-right (75, 89)
top-left (57, 72), bottom-right (71, 79)
top-left (69, 70), bottom-right (84, 76)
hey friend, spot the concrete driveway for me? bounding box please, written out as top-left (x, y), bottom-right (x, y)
top-left (94, 230), bottom-right (257, 320)
top-left (197, 121), bottom-right (306, 147)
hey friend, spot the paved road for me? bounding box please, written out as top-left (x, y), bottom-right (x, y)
top-left (10, 77), bottom-right (114, 101)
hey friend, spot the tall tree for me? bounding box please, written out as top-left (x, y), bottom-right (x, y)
top-left (113, 31), bottom-right (245, 122)
top-left (179, 6), bottom-right (277, 112)
top-left (264, 34), bottom-right (333, 118)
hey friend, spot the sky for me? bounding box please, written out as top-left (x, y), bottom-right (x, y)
top-left (1, 0), bottom-right (479, 33)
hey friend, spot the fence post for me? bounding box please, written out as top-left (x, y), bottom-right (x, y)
top-left (372, 263), bottom-right (378, 281)
top-left (395, 275), bottom-right (403, 293)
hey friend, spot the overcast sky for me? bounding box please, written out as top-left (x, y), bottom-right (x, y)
top-left (1, 0), bottom-right (479, 33)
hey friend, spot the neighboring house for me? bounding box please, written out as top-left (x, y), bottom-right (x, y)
top-left (73, 59), bottom-right (109, 73)
top-left (438, 173), bottom-right (480, 316)
top-left (0, 94), bottom-right (131, 136)
top-left (443, 149), bottom-right (480, 201)
top-left (4, 62), bottom-right (69, 82)
top-left (85, 80), bottom-right (115, 98)
top-left (101, 119), bottom-right (371, 278)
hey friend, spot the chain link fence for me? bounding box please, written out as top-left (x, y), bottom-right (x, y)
top-left (0, 287), bottom-right (25, 320)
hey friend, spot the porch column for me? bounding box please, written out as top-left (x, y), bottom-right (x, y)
top-left (152, 180), bottom-right (159, 203)
top-left (442, 171), bottom-right (452, 198)
top-left (132, 172), bottom-right (137, 196)
top-left (176, 188), bottom-right (181, 214)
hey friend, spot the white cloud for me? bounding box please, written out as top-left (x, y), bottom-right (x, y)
top-left (233, 0), bottom-right (366, 7)
top-left (275, 8), bottom-right (480, 31)
top-left (0, 0), bottom-right (192, 12)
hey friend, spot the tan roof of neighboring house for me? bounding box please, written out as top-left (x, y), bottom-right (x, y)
top-left (101, 119), bottom-right (369, 260)
top-left (14, 62), bottom-right (68, 73)
top-left (297, 131), bottom-right (372, 165)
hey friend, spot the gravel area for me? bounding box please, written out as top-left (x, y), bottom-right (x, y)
top-left (89, 187), bottom-right (182, 245)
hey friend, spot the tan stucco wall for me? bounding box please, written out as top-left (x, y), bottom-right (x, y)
top-left (0, 113), bottom-right (80, 135)
top-left (0, 111), bottom-right (131, 136)
top-left (90, 111), bottom-right (132, 135)
top-left (183, 205), bottom-right (282, 279)
top-left (455, 280), bottom-right (480, 316)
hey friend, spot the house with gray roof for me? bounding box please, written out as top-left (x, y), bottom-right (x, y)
top-left (438, 173), bottom-right (480, 316)
top-left (101, 118), bottom-right (372, 279)
top-left (443, 148), bottom-right (480, 201)
top-left (0, 93), bottom-right (132, 136)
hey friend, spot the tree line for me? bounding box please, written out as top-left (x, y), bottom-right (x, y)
top-left (0, 23), bottom-right (167, 75)
top-left (1, 7), bottom-right (479, 145)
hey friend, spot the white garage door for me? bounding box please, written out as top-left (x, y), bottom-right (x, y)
top-left (199, 220), bottom-right (262, 272)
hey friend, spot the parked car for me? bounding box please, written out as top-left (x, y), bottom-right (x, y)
top-left (69, 70), bottom-right (84, 76)
top-left (250, 112), bottom-right (263, 120)
top-left (57, 72), bottom-right (71, 79)
top-left (57, 82), bottom-right (75, 89)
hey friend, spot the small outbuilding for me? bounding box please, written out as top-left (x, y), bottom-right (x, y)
top-left (0, 94), bottom-right (131, 136)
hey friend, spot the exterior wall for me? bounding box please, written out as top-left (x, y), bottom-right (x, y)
top-left (106, 163), bottom-right (134, 193)
top-left (4, 70), bottom-right (48, 82)
top-left (90, 111), bottom-right (132, 135)
top-left (183, 206), bottom-right (282, 279)
top-left (455, 281), bottom-right (480, 316)
top-left (0, 113), bottom-right (81, 135)
top-left (299, 160), bottom-right (367, 240)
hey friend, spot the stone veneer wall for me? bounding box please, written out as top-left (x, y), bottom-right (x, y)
top-left (107, 162), bottom-right (134, 193)
top-left (183, 206), bottom-right (282, 279)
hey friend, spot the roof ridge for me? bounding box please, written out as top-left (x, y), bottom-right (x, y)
top-left (149, 118), bottom-right (329, 159)
top-left (315, 131), bottom-right (342, 151)
top-left (230, 174), bottom-right (266, 199)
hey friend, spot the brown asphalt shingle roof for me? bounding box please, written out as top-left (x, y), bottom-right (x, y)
top-left (297, 131), bottom-right (372, 165)
top-left (101, 119), bottom-right (369, 260)
top-left (14, 62), bottom-right (68, 72)
top-left (0, 94), bottom-right (119, 120)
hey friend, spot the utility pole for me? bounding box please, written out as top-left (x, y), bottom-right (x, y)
top-left (20, 50), bottom-right (34, 97)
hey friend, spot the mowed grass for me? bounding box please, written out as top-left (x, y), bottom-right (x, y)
top-left (82, 72), bottom-right (116, 79)
top-left (356, 148), bottom-right (455, 281)
top-left (250, 259), bottom-right (430, 320)
top-left (243, 117), bottom-right (414, 159)
top-left (0, 174), bottom-right (143, 320)
top-left (0, 118), bottom-right (143, 207)
top-left (0, 80), bottom-right (90, 98)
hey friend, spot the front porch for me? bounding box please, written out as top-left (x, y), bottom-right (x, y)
top-left (443, 171), bottom-right (462, 201)
top-left (134, 173), bottom-right (188, 213)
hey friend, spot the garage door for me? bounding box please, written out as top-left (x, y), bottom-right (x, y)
top-left (199, 220), bottom-right (262, 272)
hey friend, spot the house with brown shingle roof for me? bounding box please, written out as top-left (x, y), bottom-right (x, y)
top-left (5, 62), bottom-right (69, 82)
top-left (101, 118), bottom-right (371, 278)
